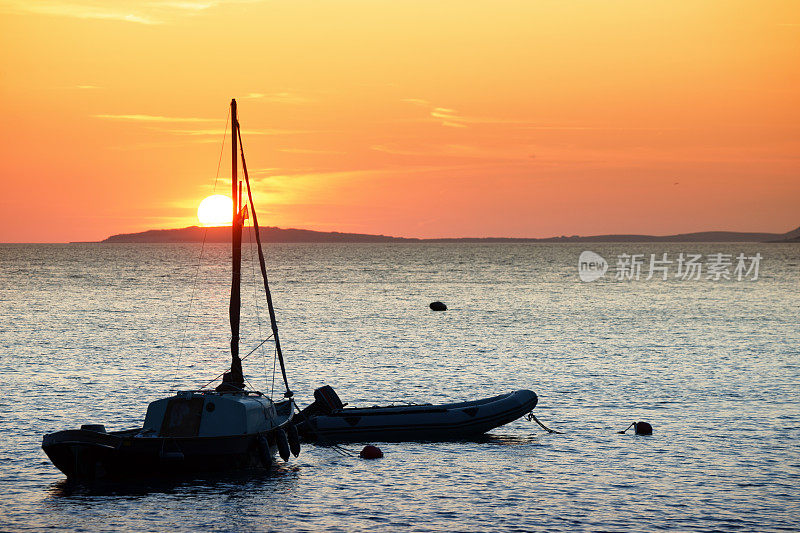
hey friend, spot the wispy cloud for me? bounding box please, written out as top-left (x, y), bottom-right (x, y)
top-left (402, 98), bottom-right (467, 127)
top-left (1, 0), bottom-right (264, 24)
top-left (402, 98), bottom-right (672, 131)
top-left (371, 143), bottom-right (532, 161)
top-left (276, 147), bottom-right (346, 154)
top-left (245, 167), bottom-right (285, 176)
top-left (400, 98), bottom-right (430, 106)
top-left (94, 114), bottom-right (217, 122)
top-left (163, 128), bottom-right (305, 136)
top-left (153, 1), bottom-right (215, 10)
top-left (244, 92), bottom-right (313, 104)
top-left (516, 124), bottom-right (672, 131)
top-left (106, 140), bottom-right (219, 150)
top-left (2, 1), bottom-right (160, 24)
top-left (247, 163), bottom-right (496, 198)
top-left (162, 128), bottom-right (240, 136)
top-left (430, 107), bottom-right (467, 128)
top-left (94, 112), bottom-right (317, 140)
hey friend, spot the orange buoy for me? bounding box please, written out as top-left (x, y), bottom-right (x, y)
top-left (359, 445), bottom-right (383, 459)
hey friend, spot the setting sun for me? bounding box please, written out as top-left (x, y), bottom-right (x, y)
top-left (197, 195), bottom-right (233, 227)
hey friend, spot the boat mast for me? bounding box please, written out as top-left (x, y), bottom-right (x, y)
top-left (219, 98), bottom-right (292, 397)
top-left (227, 98), bottom-right (245, 389)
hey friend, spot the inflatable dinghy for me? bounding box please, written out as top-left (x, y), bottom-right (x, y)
top-left (296, 386), bottom-right (537, 442)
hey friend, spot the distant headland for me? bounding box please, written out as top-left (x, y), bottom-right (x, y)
top-left (98, 225), bottom-right (800, 243)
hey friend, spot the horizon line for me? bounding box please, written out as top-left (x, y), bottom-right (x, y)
top-left (2, 222), bottom-right (798, 244)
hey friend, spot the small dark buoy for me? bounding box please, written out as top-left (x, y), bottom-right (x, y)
top-left (429, 301), bottom-right (447, 311)
top-left (618, 421), bottom-right (654, 435)
top-left (359, 445), bottom-right (383, 459)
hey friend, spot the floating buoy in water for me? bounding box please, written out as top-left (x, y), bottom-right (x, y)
top-left (429, 301), bottom-right (447, 311)
top-left (618, 421), bottom-right (653, 435)
top-left (359, 445), bottom-right (383, 459)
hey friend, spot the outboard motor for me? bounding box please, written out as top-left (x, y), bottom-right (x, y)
top-left (296, 385), bottom-right (344, 424)
top-left (313, 385), bottom-right (344, 413)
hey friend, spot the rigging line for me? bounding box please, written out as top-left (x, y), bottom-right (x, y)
top-left (246, 216), bottom-right (270, 391)
top-left (270, 345), bottom-right (277, 398)
top-left (197, 335), bottom-right (274, 389)
top-left (237, 125), bottom-right (292, 397)
top-left (174, 105), bottom-right (230, 387)
top-left (243, 200), bottom-right (277, 398)
top-left (243, 374), bottom-right (257, 392)
top-left (173, 235), bottom-right (205, 387)
top-left (237, 138), bottom-right (276, 397)
top-left (266, 336), bottom-right (275, 396)
top-left (212, 108), bottom-right (231, 192)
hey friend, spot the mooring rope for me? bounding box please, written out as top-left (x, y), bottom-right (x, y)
top-left (618, 422), bottom-right (637, 434)
top-left (526, 412), bottom-right (653, 436)
top-left (526, 411), bottom-right (564, 434)
top-left (329, 444), bottom-right (359, 457)
top-left (290, 403), bottom-right (359, 457)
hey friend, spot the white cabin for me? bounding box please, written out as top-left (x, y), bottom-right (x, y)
top-left (143, 391), bottom-right (279, 438)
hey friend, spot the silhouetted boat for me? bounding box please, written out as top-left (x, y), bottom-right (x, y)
top-left (296, 386), bottom-right (538, 442)
top-left (42, 99), bottom-right (300, 481)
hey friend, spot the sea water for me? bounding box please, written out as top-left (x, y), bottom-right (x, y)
top-left (0, 242), bottom-right (798, 532)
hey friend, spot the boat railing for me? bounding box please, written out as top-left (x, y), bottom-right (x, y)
top-left (173, 389), bottom-right (265, 397)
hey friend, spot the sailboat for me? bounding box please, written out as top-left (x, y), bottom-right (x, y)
top-left (42, 99), bottom-right (300, 481)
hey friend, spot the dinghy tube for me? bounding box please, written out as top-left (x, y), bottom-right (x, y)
top-left (297, 387), bottom-right (537, 442)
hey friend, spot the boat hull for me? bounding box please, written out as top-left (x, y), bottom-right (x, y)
top-left (298, 389), bottom-right (537, 442)
top-left (42, 428), bottom-right (281, 481)
top-left (43, 396), bottom-right (296, 482)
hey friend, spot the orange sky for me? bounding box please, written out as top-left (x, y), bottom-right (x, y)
top-left (1, 0), bottom-right (798, 242)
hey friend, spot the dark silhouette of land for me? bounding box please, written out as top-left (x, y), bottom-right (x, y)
top-left (99, 225), bottom-right (800, 243)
